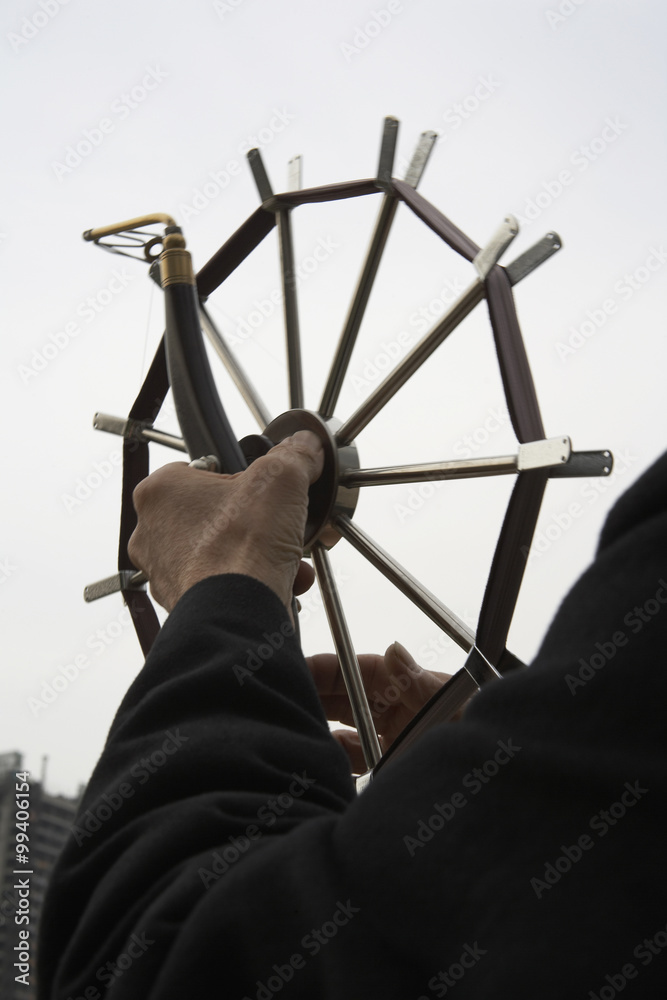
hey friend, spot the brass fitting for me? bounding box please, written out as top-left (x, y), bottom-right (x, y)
top-left (160, 231), bottom-right (195, 287)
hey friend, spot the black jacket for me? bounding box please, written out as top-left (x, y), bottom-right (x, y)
top-left (38, 452), bottom-right (667, 998)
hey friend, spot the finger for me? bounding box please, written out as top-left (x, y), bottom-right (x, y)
top-left (263, 430), bottom-right (325, 493)
top-left (305, 652), bottom-right (386, 700)
top-left (306, 648), bottom-right (431, 706)
top-left (293, 560), bottom-right (315, 597)
top-left (383, 642), bottom-right (448, 713)
top-left (306, 652), bottom-right (411, 733)
top-left (287, 430), bottom-right (325, 484)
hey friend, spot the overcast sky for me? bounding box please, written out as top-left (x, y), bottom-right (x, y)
top-left (2, 0), bottom-right (665, 797)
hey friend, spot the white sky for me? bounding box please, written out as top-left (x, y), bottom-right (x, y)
top-left (2, 0), bottom-right (665, 797)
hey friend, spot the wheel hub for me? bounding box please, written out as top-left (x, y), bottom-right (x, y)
top-left (241, 409), bottom-right (359, 548)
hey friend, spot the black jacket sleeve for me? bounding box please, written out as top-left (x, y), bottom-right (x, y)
top-left (38, 453), bottom-right (667, 999)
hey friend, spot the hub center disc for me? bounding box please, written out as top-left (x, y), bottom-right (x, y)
top-left (253, 409), bottom-right (360, 548)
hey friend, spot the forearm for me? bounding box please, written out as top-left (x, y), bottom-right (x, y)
top-left (38, 574), bottom-right (355, 998)
top-left (38, 450), bottom-right (667, 997)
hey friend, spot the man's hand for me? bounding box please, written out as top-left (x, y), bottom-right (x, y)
top-left (306, 643), bottom-right (450, 773)
top-left (128, 431), bottom-right (451, 771)
top-left (128, 431), bottom-right (324, 613)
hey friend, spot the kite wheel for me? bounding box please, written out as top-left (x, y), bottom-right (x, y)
top-left (83, 117), bottom-right (613, 788)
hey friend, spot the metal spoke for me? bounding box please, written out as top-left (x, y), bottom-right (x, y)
top-left (318, 195), bottom-right (399, 418)
top-left (319, 122), bottom-right (436, 419)
top-left (311, 543), bottom-right (382, 770)
top-left (93, 412), bottom-right (187, 452)
top-left (136, 427), bottom-right (186, 451)
top-left (335, 219), bottom-right (549, 447)
top-left (247, 148), bottom-right (273, 201)
top-left (319, 118), bottom-right (397, 418)
top-left (342, 438), bottom-right (573, 488)
top-left (473, 215), bottom-right (518, 280)
top-left (199, 304), bottom-right (272, 430)
top-left (335, 515), bottom-right (475, 653)
top-left (336, 278), bottom-right (484, 445)
top-left (287, 155), bottom-right (302, 192)
top-left (505, 232), bottom-right (561, 286)
top-left (403, 130), bottom-right (438, 188)
top-left (84, 569), bottom-right (146, 603)
top-left (278, 207), bottom-right (304, 408)
top-left (376, 115), bottom-right (399, 184)
top-left (248, 147), bottom-right (304, 409)
top-left (343, 455), bottom-right (518, 488)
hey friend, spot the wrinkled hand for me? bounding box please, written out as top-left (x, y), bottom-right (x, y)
top-left (306, 642), bottom-right (450, 773)
top-left (128, 431), bottom-right (324, 613)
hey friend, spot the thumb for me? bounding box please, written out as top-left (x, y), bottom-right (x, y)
top-left (244, 429), bottom-right (324, 507)
top-left (280, 429), bottom-right (325, 485)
